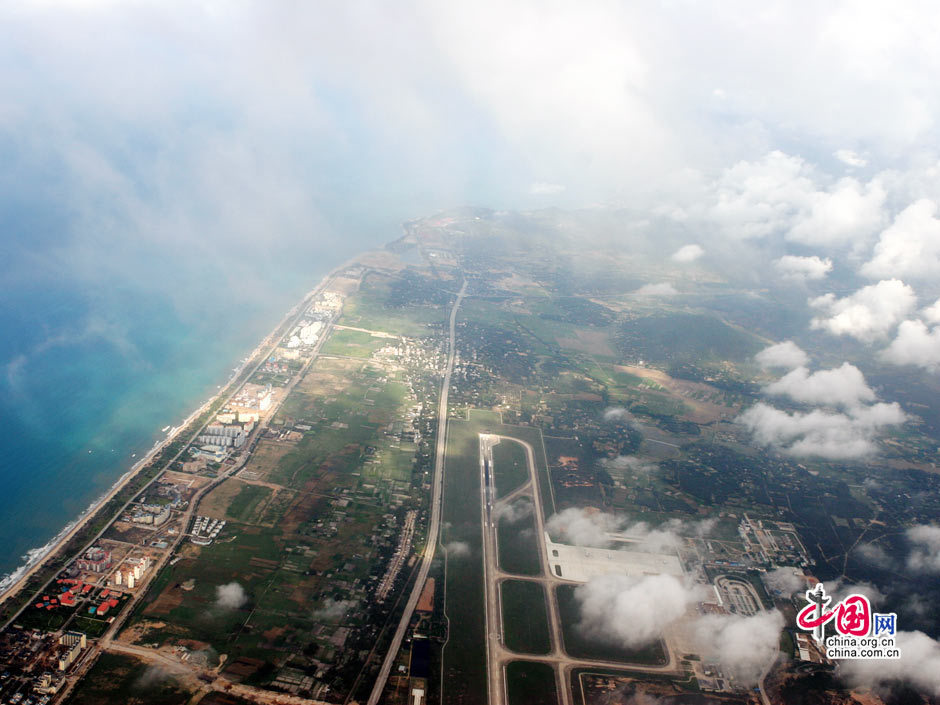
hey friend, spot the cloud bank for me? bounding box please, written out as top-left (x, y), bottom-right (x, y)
top-left (215, 582), bottom-right (247, 610)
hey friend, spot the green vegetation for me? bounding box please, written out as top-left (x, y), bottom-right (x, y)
top-left (226, 483), bottom-right (272, 523)
top-left (500, 580), bottom-right (551, 655)
top-left (616, 312), bottom-right (763, 363)
top-left (440, 416), bottom-right (488, 705)
top-left (496, 504), bottom-right (540, 576)
top-left (340, 274), bottom-right (447, 337)
top-left (492, 439), bottom-right (528, 498)
top-left (555, 584), bottom-right (667, 665)
top-left (320, 328), bottom-right (387, 358)
top-left (505, 661), bottom-right (557, 705)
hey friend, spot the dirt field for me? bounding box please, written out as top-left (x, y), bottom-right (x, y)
top-left (200, 478), bottom-right (246, 520)
top-left (616, 364), bottom-right (738, 423)
top-left (235, 438), bottom-right (296, 483)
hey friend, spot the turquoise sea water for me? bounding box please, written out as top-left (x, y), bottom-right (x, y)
top-left (0, 281), bottom-right (307, 587)
top-left (0, 196), bottom-right (398, 589)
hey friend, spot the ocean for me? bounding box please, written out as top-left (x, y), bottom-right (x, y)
top-left (0, 212), bottom-right (389, 590)
top-left (0, 280), bottom-right (291, 587)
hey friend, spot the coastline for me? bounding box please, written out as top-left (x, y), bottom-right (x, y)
top-left (0, 251), bottom-right (368, 609)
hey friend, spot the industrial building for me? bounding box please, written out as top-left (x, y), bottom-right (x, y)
top-left (544, 534), bottom-right (684, 582)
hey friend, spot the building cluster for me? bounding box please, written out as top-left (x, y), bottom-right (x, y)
top-left (376, 510), bottom-right (417, 602)
top-left (130, 502), bottom-right (171, 526)
top-left (74, 547), bottom-right (111, 574)
top-left (190, 515), bottom-right (226, 546)
top-left (111, 556), bottom-right (151, 589)
top-left (311, 291), bottom-right (343, 314)
top-left (197, 419), bottom-right (255, 451)
top-left (738, 514), bottom-right (809, 567)
top-left (287, 319), bottom-right (324, 349)
top-left (228, 383), bottom-right (273, 423)
top-left (190, 393), bottom-right (264, 463)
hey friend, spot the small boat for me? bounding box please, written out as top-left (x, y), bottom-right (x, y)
top-left (161, 425), bottom-right (171, 433)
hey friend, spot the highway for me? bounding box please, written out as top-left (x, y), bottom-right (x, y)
top-left (366, 280), bottom-right (467, 705)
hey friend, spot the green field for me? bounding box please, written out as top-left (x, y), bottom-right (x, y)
top-left (492, 439), bottom-right (528, 498)
top-left (320, 328), bottom-right (388, 358)
top-left (226, 483), bottom-right (272, 523)
top-left (339, 277), bottom-right (447, 337)
top-left (500, 580), bottom-right (551, 655)
top-left (555, 584), bottom-right (667, 665)
top-left (496, 504), bottom-right (541, 576)
top-left (505, 660), bottom-right (558, 705)
top-left (440, 415), bottom-right (489, 705)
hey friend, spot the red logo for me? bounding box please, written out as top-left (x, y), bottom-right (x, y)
top-left (797, 590), bottom-right (871, 637)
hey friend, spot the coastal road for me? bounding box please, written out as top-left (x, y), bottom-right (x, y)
top-left (366, 280), bottom-right (467, 705)
top-left (58, 274), bottom-right (349, 701)
top-left (99, 294), bottom-right (340, 647)
top-left (0, 264), bottom-right (345, 634)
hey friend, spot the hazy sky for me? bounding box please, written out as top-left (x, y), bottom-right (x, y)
top-left (3, 1), bottom-right (940, 365)
top-left (4, 1), bottom-right (940, 289)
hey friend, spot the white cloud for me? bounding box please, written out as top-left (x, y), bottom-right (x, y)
top-left (444, 540), bottom-right (471, 557)
top-left (856, 542), bottom-right (893, 569)
top-left (764, 363), bottom-right (876, 408)
top-left (924, 298), bottom-right (940, 324)
top-left (862, 199), bottom-right (940, 279)
top-left (839, 630), bottom-right (940, 697)
top-left (634, 282), bottom-right (678, 296)
top-left (576, 574), bottom-right (703, 648)
top-left (313, 598), bottom-right (354, 621)
top-left (215, 582), bottom-right (247, 610)
top-left (703, 153), bottom-right (884, 246)
top-left (529, 181), bottom-right (566, 195)
top-left (738, 401), bottom-right (906, 459)
top-left (493, 498), bottom-right (533, 524)
top-left (773, 254), bottom-right (832, 281)
top-left (707, 151), bottom-right (812, 239)
top-left (906, 524), bottom-right (940, 573)
top-left (603, 406), bottom-right (631, 422)
top-left (600, 455), bottom-right (657, 476)
top-left (692, 611), bottom-right (784, 687)
top-left (825, 578), bottom-right (886, 607)
top-left (810, 279), bottom-right (917, 342)
top-left (881, 319), bottom-right (940, 371)
top-left (762, 567), bottom-right (804, 596)
top-left (671, 243), bottom-right (704, 263)
top-left (546, 508), bottom-right (712, 551)
top-left (755, 341), bottom-right (809, 370)
top-left (786, 177), bottom-right (886, 246)
top-left (834, 149), bottom-right (867, 167)
top-left (547, 507), bottom-right (624, 548)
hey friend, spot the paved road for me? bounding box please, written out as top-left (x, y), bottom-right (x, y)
top-left (366, 280), bottom-right (467, 705)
